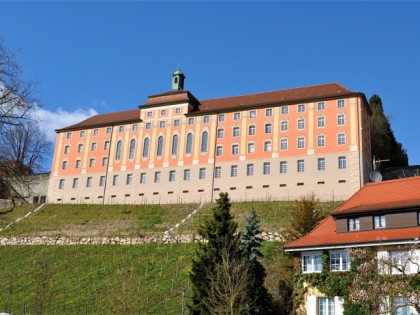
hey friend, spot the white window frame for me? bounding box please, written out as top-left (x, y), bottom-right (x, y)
top-left (280, 161), bottom-right (287, 174)
top-left (302, 252), bottom-right (322, 273)
top-left (348, 218), bottom-right (360, 231)
top-left (329, 250), bottom-right (350, 272)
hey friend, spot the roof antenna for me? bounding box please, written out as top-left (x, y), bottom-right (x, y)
top-left (370, 156), bottom-right (389, 182)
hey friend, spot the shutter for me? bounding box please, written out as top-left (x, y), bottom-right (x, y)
top-left (307, 296), bottom-right (317, 315)
top-left (335, 296), bottom-right (344, 315)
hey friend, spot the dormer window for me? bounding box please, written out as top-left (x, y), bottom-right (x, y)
top-left (374, 215), bottom-right (386, 229)
top-left (348, 218), bottom-right (360, 231)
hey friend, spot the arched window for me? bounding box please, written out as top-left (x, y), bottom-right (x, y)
top-left (143, 138), bottom-right (150, 158)
top-left (172, 134), bottom-right (179, 155)
top-left (157, 136), bottom-right (164, 157)
top-left (115, 140), bottom-right (122, 160)
top-left (186, 133), bottom-right (193, 154)
top-left (129, 139), bottom-right (136, 160)
top-left (201, 131), bottom-right (208, 153)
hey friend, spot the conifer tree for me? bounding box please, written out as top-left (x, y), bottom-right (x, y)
top-left (189, 193), bottom-right (241, 314)
top-left (240, 208), bottom-right (272, 315)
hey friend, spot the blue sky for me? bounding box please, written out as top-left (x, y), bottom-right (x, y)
top-left (1, 1), bottom-right (420, 169)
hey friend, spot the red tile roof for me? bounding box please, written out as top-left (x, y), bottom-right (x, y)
top-left (194, 83), bottom-right (361, 114)
top-left (284, 216), bottom-right (420, 250)
top-left (57, 109), bottom-right (140, 132)
top-left (285, 177), bottom-right (420, 251)
top-left (333, 176), bottom-right (420, 215)
top-left (142, 90), bottom-right (199, 108)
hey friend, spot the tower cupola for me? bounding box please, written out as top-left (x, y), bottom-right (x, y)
top-left (172, 67), bottom-right (185, 91)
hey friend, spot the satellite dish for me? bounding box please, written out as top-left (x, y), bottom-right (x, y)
top-left (370, 171), bottom-right (383, 182)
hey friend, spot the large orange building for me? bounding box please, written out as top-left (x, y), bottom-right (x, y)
top-left (48, 71), bottom-right (372, 204)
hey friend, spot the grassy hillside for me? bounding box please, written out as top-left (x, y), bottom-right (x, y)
top-left (0, 200), bottom-right (342, 237)
top-left (0, 242), bottom-right (289, 315)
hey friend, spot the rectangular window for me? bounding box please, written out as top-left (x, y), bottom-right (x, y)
top-left (280, 138), bottom-right (288, 150)
top-left (188, 117), bottom-right (194, 125)
top-left (154, 172), bottom-right (161, 183)
top-left (265, 123), bottom-right (272, 134)
top-left (93, 128), bottom-right (99, 135)
top-left (318, 135), bottom-right (325, 147)
top-left (247, 164), bottom-right (254, 176)
top-left (184, 169), bottom-right (191, 181)
top-left (175, 107), bottom-right (181, 114)
top-left (298, 104), bottom-right (306, 112)
top-left (281, 106), bottom-right (289, 114)
top-left (64, 145), bottom-right (70, 154)
top-left (77, 143), bottom-right (83, 153)
top-left (337, 99), bottom-right (345, 108)
top-left (337, 114), bottom-right (345, 126)
top-left (75, 160), bottom-right (81, 169)
top-left (145, 122), bottom-right (152, 130)
top-left (174, 119), bottom-right (180, 127)
top-left (80, 130), bottom-right (85, 137)
top-left (126, 174), bottom-right (133, 185)
top-left (349, 218), bottom-right (360, 231)
top-left (106, 127), bottom-right (112, 134)
top-left (203, 115), bottom-right (210, 123)
top-left (233, 127), bottom-right (240, 137)
top-left (297, 118), bottom-right (305, 129)
top-left (147, 111), bottom-right (152, 117)
top-left (161, 109), bottom-right (167, 116)
top-left (86, 177), bottom-right (93, 188)
top-left (102, 157), bottom-right (108, 166)
top-left (263, 162), bottom-right (270, 175)
top-left (159, 121), bottom-right (165, 128)
top-left (319, 297), bottom-right (335, 315)
top-left (231, 165), bottom-right (238, 177)
top-left (91, 142), bottom-right (97, 151)
top-left (218, 113), bottom-right (225, 122)
top-left (104, 140), bottom-right (110, 150)
top-left (317, 102), bottom-right (325, 110)
top-left (215, 167), bottom-right (221, 178)
top-left (337, 133), bottom-right (346, 145)
top-left (330, 251), bottom-right (350, 271)
top-left (216, 146), bottom-right (223, 156)
top-left (297, 137), bottom-right (305, 148)
top-left (338, 156), bottom-right (346, 169)
top-left (99, 176), bottom-right (106, 187)
top-left (318, 158), bottom-right (326, 171)
top-left (89, 158), bottom-right (95, 167)
top-left (118, 126), bottom-right (124, 133)
top-left (281, 120), bottom-right (288, 131)
top-left (59, 179), bottom-right (65, 189)
top-left (199, 168), bottom-right (206, 180)
top-left (393, 297), bottom-right (412, 315)
top-left (249, 110), bottom-right (256, 118)
top-left (62, 161), bottom-right (68, 170)
top-left (248, 125), bottom-right (256, 135)
top-left (66, 132), bottom-right (72, 139)
top-left (265, 108), bottom-right (273, 116)
top-left (140, 173), bottom-right (146, 184)
top-left (232, 144), bottom-right (239, 155)
top-left (169, 170), bottom-right (176, 182)
top-left (264, 141), bottom-right (272, 152)
top-left (234, 112), bottom-right (240, 120)
top-left (72, 178), bottom-right (79, 188)
top-left (302, 253), bottom-right (322, 273)
top-left (374, 215), bottom-right (386, 229)
top-left (318, 116), bottom-right (325, 128)
top-left (247, 142), bottom-right (255, 153)
top-left (217, 128), bottom-right (224, 138)
top-left (390, 252), bottom-right (409, 275)
top-left (112, 175), bottom-right (119, 186)
top-left (280, 161), bottom-right (287, 174)
top-left (297, 160), bottom-right (304, 172)
top-left (132, 123), bottom-right (138, 131)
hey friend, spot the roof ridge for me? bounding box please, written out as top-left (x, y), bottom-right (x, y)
top-left (200, 82), bottom-right (353, 103)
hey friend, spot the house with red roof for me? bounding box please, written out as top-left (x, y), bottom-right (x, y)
top-left (285, 176), bottom-right (420, 315)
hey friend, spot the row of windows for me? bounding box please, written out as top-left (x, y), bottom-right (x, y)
top-left (66, 134), bottom-right (348, 166)
top-left (348, 213), bottom-right (420, 232)
top-left (66, 101), bottom-right (348, 139)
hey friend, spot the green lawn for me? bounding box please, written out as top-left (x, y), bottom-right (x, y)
top-left (0, 242), bottom-right (288, 315)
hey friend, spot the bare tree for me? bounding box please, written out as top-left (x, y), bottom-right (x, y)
top-left (0, 36), bottom-right (38, 128)
top-left (201, 244), bottom-right (255, 315)
top-left (0, 36), bottom-right (42, 214)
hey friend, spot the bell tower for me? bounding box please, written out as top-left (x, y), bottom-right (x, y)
top-left (172, 66), bottom-right (185, 91)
